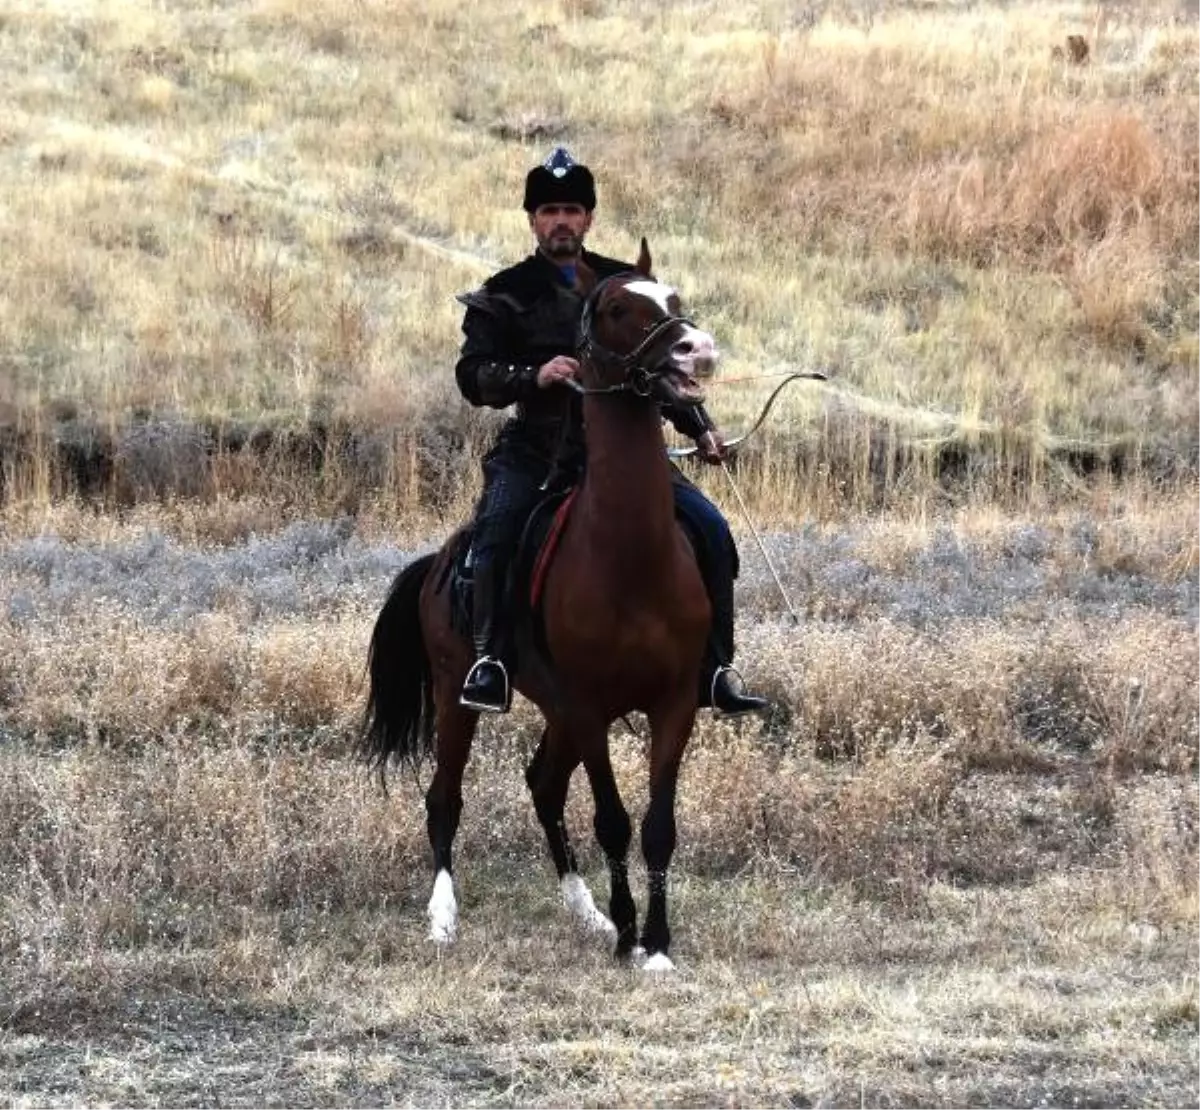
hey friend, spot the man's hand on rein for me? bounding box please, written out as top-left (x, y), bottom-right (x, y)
top-left (537, 356), bottom-right (579, 388)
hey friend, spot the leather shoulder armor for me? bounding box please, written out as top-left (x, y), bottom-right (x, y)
top-left (481, 256), bottom-right (546, 307)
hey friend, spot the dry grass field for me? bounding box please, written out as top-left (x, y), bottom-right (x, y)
top-left (1, 0), bottom-right (1197, 1106)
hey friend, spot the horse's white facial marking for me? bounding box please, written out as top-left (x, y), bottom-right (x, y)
top-left (625, 279), bottom-right (676, 316)
top-left (561, 874), bottom-right (618, 942)
top-left (427, 869), bottom-right (458, 944)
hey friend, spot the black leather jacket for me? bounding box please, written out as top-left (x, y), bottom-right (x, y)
top-left (455, 249), bottom-right (715, 469)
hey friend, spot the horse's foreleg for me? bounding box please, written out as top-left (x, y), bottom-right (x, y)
top-left (525, 728), bottom-right (578, 877)
top-left (526, 726), bottom-right (616, 944)
top-left (424, 689), bottom-right (477, 944)
top-left (581, 742), bottom-right (638, 958)
top-left (639, 706), bottom-right (696, 970)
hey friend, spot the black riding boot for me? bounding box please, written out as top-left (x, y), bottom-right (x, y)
top-left (699, 572), bottom-right (769, 718)
top-left (460, 557), bottom-right (512, 713)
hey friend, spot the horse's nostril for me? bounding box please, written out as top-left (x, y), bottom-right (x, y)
top-left (672, 340), bottom-right (694, 357)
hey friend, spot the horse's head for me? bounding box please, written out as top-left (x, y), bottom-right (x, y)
top-left (577, 240), bottom-right (717, 408)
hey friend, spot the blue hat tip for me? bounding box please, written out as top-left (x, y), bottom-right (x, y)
top-left (544, 147), bottom-right (576, 178)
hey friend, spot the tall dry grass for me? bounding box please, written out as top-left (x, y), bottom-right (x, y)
top-left (0, 0), bottom-right (1195, 521)
top-left (1, 562), bottom-right (1196, 1104)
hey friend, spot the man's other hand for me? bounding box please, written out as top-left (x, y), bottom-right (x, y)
top-left (695, 430), bottom-right (732, 465)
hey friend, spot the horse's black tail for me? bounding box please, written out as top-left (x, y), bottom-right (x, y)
top-left (361, 553), bottom-right (437, 784)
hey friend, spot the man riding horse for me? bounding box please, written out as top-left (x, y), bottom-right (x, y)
top-left (455, 147), bottom-right (768, 719)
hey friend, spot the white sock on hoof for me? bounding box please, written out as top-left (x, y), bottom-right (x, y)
top-left (427, 869), bottom-right (458, 944)
top-left (642, 952), bottom-right (676, 973)
top-left (560, 874), bottom-right (618, 941)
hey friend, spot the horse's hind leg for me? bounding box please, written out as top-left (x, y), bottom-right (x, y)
top-left (526, 725), bottom-right (617, 945)
top-left (425, 688), bottom-right (478, 944)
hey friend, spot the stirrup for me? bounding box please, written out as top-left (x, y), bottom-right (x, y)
top-left (460, 655), bottom-right (512, 713)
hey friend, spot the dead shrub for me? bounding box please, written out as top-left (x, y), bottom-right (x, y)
top-left (796, 624), bottom-right (959, 762)
top-left (816, 738), bottom-right (963, 904)
top-left (253, 622), bottom-right (363, 736)
top-left (1013, 660), bottom-right (1105, 755)
top-left (1051, 35), bottom-right (1090, 65)
top-left (1066, 228), bottom-right (1167, 353)
top-left (113, 419), bottom-right (214, 502)
top-left (1008, 113), bottom-right (1170, 250)
top-left (163, 615), bottom-right (248, 722)
top-left (1091, 617), bottom-right (1199, 773)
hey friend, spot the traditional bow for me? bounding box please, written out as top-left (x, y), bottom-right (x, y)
top-left (666, 370), bottom-right (828, 459)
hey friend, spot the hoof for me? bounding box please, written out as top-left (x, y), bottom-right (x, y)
top-left (641, 951), bottom-right (675, 973)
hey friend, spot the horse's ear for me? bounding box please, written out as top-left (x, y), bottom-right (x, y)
top-left (636, 237), bottom-right (653, 277)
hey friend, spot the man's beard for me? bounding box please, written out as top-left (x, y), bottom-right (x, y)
top-left (538, 228), bottom-right (584, 260)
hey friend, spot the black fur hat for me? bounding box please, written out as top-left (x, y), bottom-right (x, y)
top-left (522, 147), bottom-right (596, 213)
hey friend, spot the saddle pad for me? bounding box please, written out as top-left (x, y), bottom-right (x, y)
top-left (530, 487), bottom-right (579, 609)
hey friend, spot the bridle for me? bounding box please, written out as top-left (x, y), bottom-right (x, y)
top-left (573, 274), bottom-right (697, 398)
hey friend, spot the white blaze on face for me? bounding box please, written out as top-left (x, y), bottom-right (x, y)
top-left (625, 279), bottom-right (677, 316)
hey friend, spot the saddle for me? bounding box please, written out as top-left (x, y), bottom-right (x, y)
top-left (444, 488), bottom-right (578, 646)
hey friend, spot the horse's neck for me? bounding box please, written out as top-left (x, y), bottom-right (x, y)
top-left (578, 395), bottom-right (678, 573)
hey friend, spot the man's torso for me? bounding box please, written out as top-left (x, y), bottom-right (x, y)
top-left (481, 249), bottom-right (632, 468)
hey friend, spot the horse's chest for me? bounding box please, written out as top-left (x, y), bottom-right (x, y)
top-left (552, 590), bottom-right (705, 678)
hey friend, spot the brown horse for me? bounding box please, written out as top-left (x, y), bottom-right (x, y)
top-left (361, 243), bottom-right (715, 971)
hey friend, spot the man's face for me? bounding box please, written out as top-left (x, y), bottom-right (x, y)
top-left (529, 202), bottom-right (592, 260)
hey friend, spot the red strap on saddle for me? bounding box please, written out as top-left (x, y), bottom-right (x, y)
top-left (530, 488), bottom-right (579, 609)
